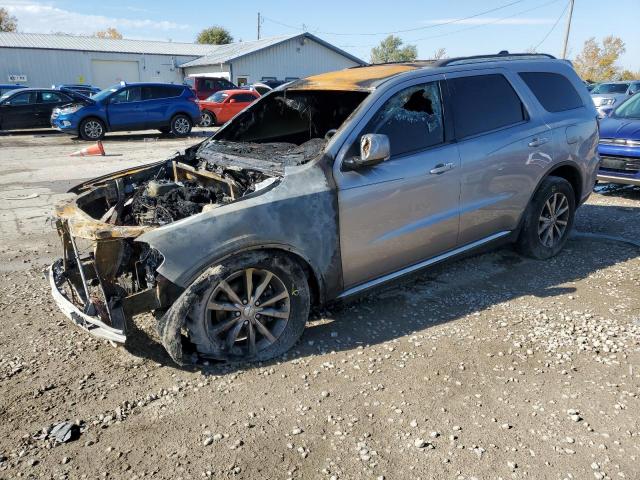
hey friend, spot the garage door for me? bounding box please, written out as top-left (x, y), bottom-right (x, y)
top-left (91, 60), bottom-right (140, 88)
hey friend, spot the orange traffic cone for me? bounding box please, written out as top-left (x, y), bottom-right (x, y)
top-left (70, 140), bottom-right (105, 157)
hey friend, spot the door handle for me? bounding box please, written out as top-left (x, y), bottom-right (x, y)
top-left (429, 162), bottom-right (456, 175)
top-left (528, 137), bottom-right (549, 148)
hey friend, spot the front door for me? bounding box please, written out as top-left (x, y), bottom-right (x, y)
top-left (1, 91), bottom-right (37, 129)
top-left (107, 86), bottom-right (145, 130)
top-left (335, 78), bottom-right (461, 289)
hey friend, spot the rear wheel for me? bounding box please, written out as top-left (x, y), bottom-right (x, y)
top-left (170, 114), bottom-right (192, 137)
top-left (200, 111), bottom-right (215, 127)
top-left (186, 252), bottom-right (310, 362)
top-left (79, 118), bottom-right (105, 141)
top-left (517, 176), bottom-right (575, 259)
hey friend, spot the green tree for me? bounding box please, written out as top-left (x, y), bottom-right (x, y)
top-left (370, 35), bottom-right (417, 64)
top-left (196, 26), bottom-right (233, 45)
top-left (573, 36), bottom-right (626, 82)
top-left (0, 7), bottom-right (18, 32)
top-left (94, 27), bottom-right (123, 39)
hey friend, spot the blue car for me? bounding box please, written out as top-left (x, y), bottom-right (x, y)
top-left (597, 92), bottom-right (640, 186)
top-left (51, 82), bottom-right (201, 140)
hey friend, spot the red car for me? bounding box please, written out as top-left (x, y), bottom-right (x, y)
top-left (199, 89), bottom-right (260, 127)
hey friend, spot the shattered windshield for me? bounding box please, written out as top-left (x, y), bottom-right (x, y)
top-left (198, 89), bottom-right (369, 168)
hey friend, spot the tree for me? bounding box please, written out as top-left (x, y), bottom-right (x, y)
top-left (573, 36), bottom-right (626, 82)
top-left (370, 35), bottom-right (417, 64)
top-left (94, 27), bottom-right (123, 39)
top-left (619, 70), bottom-right (640, 81)
top-left (196, 26), bottom-right (233, 45)
top-left (432, 48), bottom-right (447, 60)
top-left (0, 7), bottom-right (18, 32)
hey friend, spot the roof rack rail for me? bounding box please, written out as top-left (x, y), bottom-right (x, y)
top-left (434, 51), bottom-right (556, 67)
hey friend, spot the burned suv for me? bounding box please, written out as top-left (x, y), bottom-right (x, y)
top-left (50, 53), bottom-right (599, 364)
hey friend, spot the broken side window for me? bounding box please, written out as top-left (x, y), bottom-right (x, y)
top-left (362, 82), bottom-right (444, 157)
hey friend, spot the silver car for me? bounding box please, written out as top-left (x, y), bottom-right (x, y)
top-left (591, 81), bottom-right (640, 118)
top-left (49, 53), bottom-right (599, 364)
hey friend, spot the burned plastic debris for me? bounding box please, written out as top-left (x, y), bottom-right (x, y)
top-left (127, 180), bottom-right (226, 226)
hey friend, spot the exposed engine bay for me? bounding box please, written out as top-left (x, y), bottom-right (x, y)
top-left (49, 87), bottom-right (369, 358)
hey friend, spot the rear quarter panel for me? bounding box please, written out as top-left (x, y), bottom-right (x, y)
top-left (512, 62), bottom-right (599, 205)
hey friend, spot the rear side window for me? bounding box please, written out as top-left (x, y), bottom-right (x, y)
top-left (40, 92), bottom-right (68, 103)
top-left (519, 72), bottom-right (583, 112)
top-left (449, 74), bottom-right (526, 139)
top-left (143, 85), bottom-right (183, 100)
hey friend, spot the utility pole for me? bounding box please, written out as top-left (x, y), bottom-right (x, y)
top-left (561, 0), bottom-right (575, 59)
top-left (257, 12), bottom-right (261, 40)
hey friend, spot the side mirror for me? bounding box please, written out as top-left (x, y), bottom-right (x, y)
top-left (343, 134), bottom-right (391, 171)
top-left (229, 98), bottom-right (237, 103)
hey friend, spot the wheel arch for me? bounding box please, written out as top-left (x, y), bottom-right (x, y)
top-left (171, 111), bottom-right (196, 124)
top-left (514, 161), bottom-right (584, 235)
top-left (183, 244), bottom-right (325, 307)
top-left (80, 115), bottom-right (109, 132)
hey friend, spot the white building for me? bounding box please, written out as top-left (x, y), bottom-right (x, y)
top-left (0, 32), bottom-right (366, 89)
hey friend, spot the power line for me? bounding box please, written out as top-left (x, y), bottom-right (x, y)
top-left (262, 0), bottom-right (528, 37)
top-left (533, 1), bottom-right (569, 51)
top-left (336, 0), bottom-right (562, 49)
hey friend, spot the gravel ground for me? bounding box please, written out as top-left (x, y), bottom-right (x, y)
top-left (0, 131), bottom-right (639, 479)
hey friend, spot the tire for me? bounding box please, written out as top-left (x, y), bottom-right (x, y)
top-left (170, 114), bottom-right (192, 137)
top-left (186, 251), bottom-right (310, 362)
top-left (516, 176), bottom-right (576, 259)
top-left (79, 117), bottom-right (106, 141)
top-left (200, 111), bottom-right (216, 127)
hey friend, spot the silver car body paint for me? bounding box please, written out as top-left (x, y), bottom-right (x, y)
top-left (138, 58), bottom-right (599, 303)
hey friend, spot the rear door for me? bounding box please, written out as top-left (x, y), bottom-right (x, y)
top-left (106, 86), bottom-right (145, 130)
top-left (0, 91), bottom-right (37, 129)
top-left (335, 76), bottom-right (462, 289)
top-left (142, 85), bottom-right (184, 127)
top-left (36, 91), bottom-right (72, 127)
top-left (447, 70), bottom-right (553, 246)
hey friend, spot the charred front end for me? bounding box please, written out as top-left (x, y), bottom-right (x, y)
top-left (49, 147), bottom-right (277, 343)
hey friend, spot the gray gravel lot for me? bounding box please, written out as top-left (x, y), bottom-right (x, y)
top-left (0, 130), bottom-right (638, 479)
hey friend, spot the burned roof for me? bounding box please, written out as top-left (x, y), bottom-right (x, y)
top-left (288, 63), bottom-right (432, 92)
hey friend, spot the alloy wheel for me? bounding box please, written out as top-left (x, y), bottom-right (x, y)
top-left (200, 112), bottom-right (213, 127)
top-left (204, 268), bottom-right (291, 357)
top-left (538, 192), bottom-right (570, 248)
top-left (84, 120), bottom-right (103, 139)
top-left (174, 116), bottom-right (190, 134)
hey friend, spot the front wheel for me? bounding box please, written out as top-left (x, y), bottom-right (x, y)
top-left (517, 176), bottom-right (575, 259)
top-left (79, 118), bottom-right (106, 141)
top-left (186, 252), bottom-right (310, 362)
top-left (170, 114), bottom-right (192, 137)
top-left (200, 111), bottom-right (215, 127)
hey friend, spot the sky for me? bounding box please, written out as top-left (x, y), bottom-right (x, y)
top-left (4, 0), bottom-right (639, 70)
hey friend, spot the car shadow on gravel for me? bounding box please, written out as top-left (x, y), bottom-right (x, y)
top-left (123, 206), bottom-right (640, 374)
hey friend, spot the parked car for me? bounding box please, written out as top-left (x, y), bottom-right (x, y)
top-left (597, 92), bottom-right (640, 186)
top-left (184, 75), bottom-right (237, 100)
top-left (0, 84), bottom-right (24, 96)
top-left (198, 89), bottom-right (260, 127)
top-left (259, 77), bottom-right (286, 89)
top-left (51, 82), bottom-right (201, 140)
top-left (591, 81), bottom-right (640, 118)
top-left (49, 53), bottom-right (598, 364)
top-left (240, 82), bottom-right (273, 96)
top-left (0, 88), bottom-right (84, 131)
top-left (53, 84), bottom-right (101, 97)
